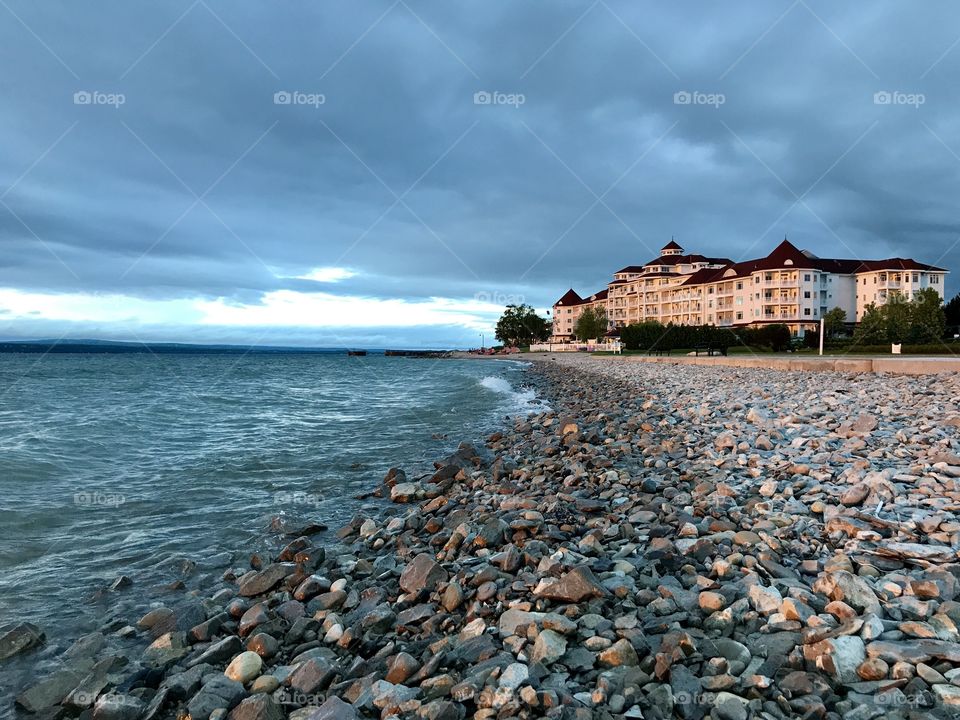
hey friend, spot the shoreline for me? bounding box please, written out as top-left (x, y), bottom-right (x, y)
top-left (7, 359), bottom-right (960, 719)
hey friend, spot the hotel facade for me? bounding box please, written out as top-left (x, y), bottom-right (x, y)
top-left (551, 239), bottom-right (948, 342)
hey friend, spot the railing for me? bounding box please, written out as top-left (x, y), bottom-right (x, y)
top-left (531, 341), bottom-right (623, 353)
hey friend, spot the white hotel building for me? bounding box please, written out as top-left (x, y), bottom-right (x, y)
top-left (551, 239), bottom-right (948, 341)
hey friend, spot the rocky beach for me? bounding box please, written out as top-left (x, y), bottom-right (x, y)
top-left (5, 355), bottom-right (960, 720)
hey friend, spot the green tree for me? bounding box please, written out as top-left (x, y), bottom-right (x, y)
top-left (884, 291), bottom-right (911, 344)
top-left (572, 306), bottom-right (608, 341)
top-left (823, 307), bottom-right (848, 338)
top-left (494, 304), bottom-right (549, 347)
top-left (945, 292), bottom-right (960, 329)
top-left (854, 303), bottom-right (887, 345)
top-left (909, 287), bottom-right (946, 343)
top-left (619, 321), bottom-right (665, 350)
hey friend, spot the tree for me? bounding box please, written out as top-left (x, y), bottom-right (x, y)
top-left (909, 287), bottom-right (946, 343)
top-left (494, 304), bottom-right (549, 347)
top-left (854, 303), bottom-right (886, 345)
top-left (572, 306), bottom-right (608, 341)
top-left (884, 291), bottom-right (911, 344)
top-left (945, 292), bottom-right (960, 329)
top-left (759, 324), bottom-right (791, 352)
top-left (823, 307), bottom-right (848, 338)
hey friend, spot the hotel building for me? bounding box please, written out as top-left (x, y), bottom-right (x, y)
top-left (550, 239), bottom-right (948, 341)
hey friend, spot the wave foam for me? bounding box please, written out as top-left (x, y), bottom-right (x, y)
top-left (479, 375), bottom-right (548, 415)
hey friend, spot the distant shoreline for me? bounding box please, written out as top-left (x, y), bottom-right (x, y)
top-left (0, 341), bottom-right (458, 356)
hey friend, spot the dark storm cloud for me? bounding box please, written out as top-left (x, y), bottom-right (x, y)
top-left (2, 0), bottom-right (960, 344)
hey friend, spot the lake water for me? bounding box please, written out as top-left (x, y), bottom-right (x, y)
top-left (0, 352), bottom-right (542, 708)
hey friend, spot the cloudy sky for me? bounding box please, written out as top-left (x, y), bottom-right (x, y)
top-left (2, 1), bottom-right (959, 347)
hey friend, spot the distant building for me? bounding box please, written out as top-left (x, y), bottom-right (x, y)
top-left (550, 239), bottom-right (948, 340)
top-left (550, 288), bottom-right (608, 342)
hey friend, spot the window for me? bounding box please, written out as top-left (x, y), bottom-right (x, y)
top-left (913, 273), bottom-right (919, 282)
top-left (804, 274), bottom-right (811, 281)
top-left (873, 276), bottom-right (877, 284)
top-left (804, 308), bottom-right (811, 316)
top-left (754, 276), bottom-right (760, 284)
top-left (804, 291), bottom-right (811, 299)
top-left (735, 282), bottom-right (742, 290)
top-left (932, 275), bottom-right (940, 284)
top-left (736, 311), bottom-right (743, 320)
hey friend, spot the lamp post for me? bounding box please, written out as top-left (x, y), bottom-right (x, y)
top-left (819, 318), bottom-right (825, 356)
top-left (481, 333), bottom-right (484, 351)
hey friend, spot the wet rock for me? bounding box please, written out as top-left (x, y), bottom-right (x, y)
top-left (238, 563), bottom-right (296, 597)
top-left (0, 622), bottom-right (45, 662)
top-left (91, 693), bottom-right (145, 720)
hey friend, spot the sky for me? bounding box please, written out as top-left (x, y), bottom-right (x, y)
top-left (2, 1), bottom-right (959, 348)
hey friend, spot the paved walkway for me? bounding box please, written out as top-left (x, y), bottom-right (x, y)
top-left (520, 352), bottom-right (960, 375)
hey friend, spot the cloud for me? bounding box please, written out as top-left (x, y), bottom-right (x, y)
top-left (293, 267), bottom-right (357, 283)
top-left (0, 1), bottom-right (958, 346)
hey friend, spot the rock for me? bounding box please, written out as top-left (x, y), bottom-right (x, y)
top-left (238, 563), bottom-right (296, 597)
top-left (228, 694), bottom-right (283, 720)
top-left (92, 694), bottom-right (145, 720)
top-left (0, 622), bottom-right (45, 661)
top-left (246, 633), bottom-right (279, 658)
top-left (249, 676), bottom-right (279, 695)
top-left (225, 651), bottom-right (263, 683)
top-left (304, 696), bottom-right (359, 719)
top-left (287, 658), bottom-right (335, 695)
top-left (531, 630), bottom-right (567, 665)
top-left (840, 482), bottom-right (870, 506)
top-left (598, 639), bottom-right (639, 667)
top-left (190, 635), bottom-right (243, 667)
top-left (933, 684), bottom-right (960, 709)
top-left (748, 583), bottom-right (782, 616)
top-left (813, 571), bottom-right (881, 616)
top-left (386, 652), bottom-right (420, 684)
top-left (143, 631), bottom-right (189, 666)
top-left (188, 675), bottom-right (247, 720)
top-left (532, 565), bottom-right (607, 603)
top-left (803, 636), bottom-right (865, 684)
top-left (713, 692), bottom-right (748, 720)
top-left (857, 658), bottom-right (888, 680)
top-left (391, 482), bottom-right (419, 503)
top-left (399, 553), bottom-right (448, 595)
top-left (16, 666), bottom-right (87, 713)
top-left (499, 662), bottom-right (529, 690)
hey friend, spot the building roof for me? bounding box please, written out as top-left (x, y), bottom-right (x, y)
top-left (852, 258), bottom-right (947, 272)
top-left (661, 240), bottom-right (683, 251)
top-left (553, 288), bottom-right (583, 307)
top-left (586, 289), bottom-right (608, 302)
top-left (644, 253), bottom-right (732, 268)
